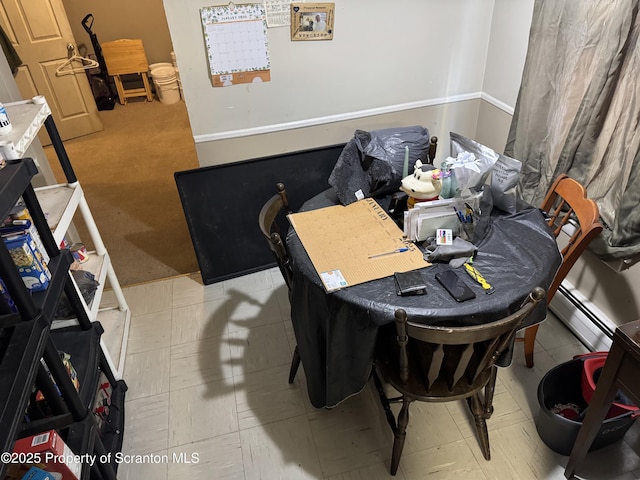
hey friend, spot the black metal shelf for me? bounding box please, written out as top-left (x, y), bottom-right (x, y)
top-left (51, 323), bottom-right (104, 411)
top-left (0, 159), bottom-right (38, 220)
top-left (18, 322), bottom-right (104, 438)
top-left (0, 118), bottom-right (124, 480)
top-left (64, 416), bottom-right (98, 480)
top-left (0, 314), bottom-right (49, 456)
top-left (31, 251), bottom-right (73, 320)
top-left (100, 379), bottom-right (127, 473)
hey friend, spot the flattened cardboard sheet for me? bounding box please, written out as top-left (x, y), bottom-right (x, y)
top-left (288, 198), bottom-right (429, 292)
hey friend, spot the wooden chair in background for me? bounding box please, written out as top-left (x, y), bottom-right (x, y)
top-left (519, 174), bottom-right (603, 368)
top-left (258, 183), bottom-right (301, 384)
top-left (101, 39), bottom-right (153, 105)
top-left (373, 287), bottom-right (546, 475)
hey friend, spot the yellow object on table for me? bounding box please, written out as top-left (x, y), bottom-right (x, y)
top-left (463, 262), bottom-right (495, 294)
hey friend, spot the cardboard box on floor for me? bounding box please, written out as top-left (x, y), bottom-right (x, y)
top-left (288, 198), bottom-right (429, 292)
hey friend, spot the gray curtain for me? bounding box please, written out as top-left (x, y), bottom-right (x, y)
top-left (505, 0), bottom-right (640, 261)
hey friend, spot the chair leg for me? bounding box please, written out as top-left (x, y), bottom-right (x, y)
top-left (483, 366), bottom-right (498, 419)
top-left (113, 75), bottom-right (126, 105)
top-left (469, 392), bottom-right (491, 460)
top-left (288, 345), bottom-right (301, 384)
top-left (524, 324), bottom-right (540, 368)
top-left (372, 367), bottom-right (397, 432)
top-left (390, 396), bottom-right (412, 476)
top-left (141, 73), bottom-right (153, 102)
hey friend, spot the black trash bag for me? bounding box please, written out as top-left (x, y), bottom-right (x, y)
top-left (329, 126), bottom-right (431, 205)
top-left (55, 270), bottom-right (100, 319)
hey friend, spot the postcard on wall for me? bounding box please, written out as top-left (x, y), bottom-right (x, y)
top-left (290, 2), bottom-right (334, 41)
top-left (263, 0), bottom-right (300, 27)
top-left (200, 3), bottom-right (271, 87)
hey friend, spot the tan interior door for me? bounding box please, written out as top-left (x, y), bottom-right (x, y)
top-left (0, 0), bottom-right (103, 143)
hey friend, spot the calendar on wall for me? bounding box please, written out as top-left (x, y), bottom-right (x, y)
top-left (200, 3), bottom-right (271, 87)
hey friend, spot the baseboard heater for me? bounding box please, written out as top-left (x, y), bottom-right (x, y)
top-left (549, 280), bottom-right (615, 352)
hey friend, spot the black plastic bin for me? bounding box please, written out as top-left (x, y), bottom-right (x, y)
top-left (536, 357), bottom-right (636, 456)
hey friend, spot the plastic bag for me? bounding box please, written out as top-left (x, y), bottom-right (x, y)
top-left (448, 132), bottom-right (498, 196)
top-left (491, 154), bottom-right (522, 213)
top-left (329, 126), bottom-right (431, 205)
top-left (55, 270), bottom-right (100, 319)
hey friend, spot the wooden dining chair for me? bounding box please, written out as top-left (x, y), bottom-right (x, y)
top-left (258, 182), bottom-right (301, 383)
top-left (519, 174), bottom-right (603, 368)
top-left (373, 287), bottom-right (546, 476)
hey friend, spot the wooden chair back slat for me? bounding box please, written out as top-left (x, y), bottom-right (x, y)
top-left (451, 344), bottom-right (474, 391)
top-left (426, 344), bottom-right (444, 390)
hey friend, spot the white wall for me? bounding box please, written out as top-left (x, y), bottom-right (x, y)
top-left (482, 0), bottom-right (535, 111)
top-left (476, 0), bottom-right (534, 152)
top-left (163, 0), bottom-right (494, 142)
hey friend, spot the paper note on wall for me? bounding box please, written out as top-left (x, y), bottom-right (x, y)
top-left (263, 0), bottom-right (297, 27)
top-left (200, 3), bottom-right (271, 87)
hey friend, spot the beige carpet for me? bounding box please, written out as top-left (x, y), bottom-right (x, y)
top-left (44, 98), bottom-right (200, 286)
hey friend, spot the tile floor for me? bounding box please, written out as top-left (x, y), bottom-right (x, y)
top-left (114, 268), bottom-right (640, 480)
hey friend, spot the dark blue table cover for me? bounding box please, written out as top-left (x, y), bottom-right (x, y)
top-left (287, 189), bottom-right (562, 408)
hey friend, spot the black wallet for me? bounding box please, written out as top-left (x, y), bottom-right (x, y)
top-left (394, 271), bottom-right (427, 296)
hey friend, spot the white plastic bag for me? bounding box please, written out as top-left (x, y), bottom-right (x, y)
top-left (448, 132), bottom-right (498, 196)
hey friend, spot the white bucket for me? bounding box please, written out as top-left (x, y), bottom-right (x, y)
top-left (149, 62), bottom-right (173, 74)
top-left (153, 77), bottom-right (181, 105)
top-left (149, 65), bottom-right (177, 85)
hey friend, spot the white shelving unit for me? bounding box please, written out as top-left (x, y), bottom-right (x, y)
top-left (2, 97), bottom-right (131, 379)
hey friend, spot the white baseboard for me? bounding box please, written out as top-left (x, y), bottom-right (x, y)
top-left (549, 280), bottom-right (614, 352)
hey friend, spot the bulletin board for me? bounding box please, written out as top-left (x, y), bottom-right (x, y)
top-left (200, 3), bottom-right (271, 87)
top-left (288, 198), bottom-right (427, 292)
top-left (174, 143), bottom-right (346, 284)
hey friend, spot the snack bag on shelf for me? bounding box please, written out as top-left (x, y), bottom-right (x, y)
top-left (34, 352), bottom-right (81, 402)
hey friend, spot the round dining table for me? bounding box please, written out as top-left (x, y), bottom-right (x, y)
top-left (286, 188), bottom-right (562, 408)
